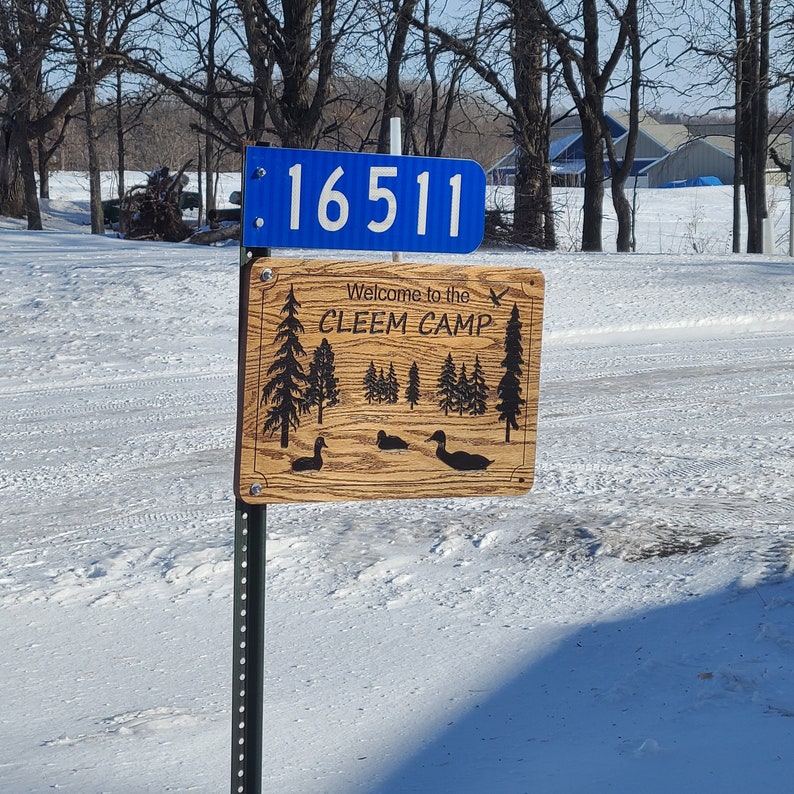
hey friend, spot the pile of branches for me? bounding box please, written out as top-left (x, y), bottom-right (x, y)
top-left (120, 163), bottom-right (194, 242)
top-left (482, 208), bottom-right (515, 246)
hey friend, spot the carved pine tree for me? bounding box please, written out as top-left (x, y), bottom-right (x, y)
top-left (496, 303), bottom-right (525, 441)
top-left (469, 355), bottom-right (489, 416)
top-left (363, 360), bottom-right (378, 403)
top-left (405, 361), bottom-right (420, 409)
top-left (377, 367), bottom-right (387, 403)
top-left (453, 361), bottom-right (471, 416)
top-left (303, 337), bottom-right (339, 424)
top-left (437, 353), bottom-right (457, 415)
top-left (261, 286), bottom-right (308, 448)
top-left (385, 362), bottom-right (400, 404)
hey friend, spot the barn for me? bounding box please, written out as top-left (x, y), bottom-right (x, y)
top-left (486, 112), bottom-right (792, 189)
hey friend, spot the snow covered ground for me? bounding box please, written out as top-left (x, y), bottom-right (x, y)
top-left (1, 175), bottom-right (793, 793)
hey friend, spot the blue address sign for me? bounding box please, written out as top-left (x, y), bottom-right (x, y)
top-left (241, 146), bottom-right (486, 254)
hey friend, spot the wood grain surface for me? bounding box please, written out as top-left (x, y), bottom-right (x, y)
top-left (234, 257), bottom-right (544, 504)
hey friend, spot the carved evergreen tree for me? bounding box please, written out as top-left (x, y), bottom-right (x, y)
top-left (303, 337), bottom-right (339, 424)
top-left (496, 303), bottom-right (525, 441)
top-left (363, 360), bottom-right (378, 403)
top-left (261, 286), bottom-right (307, 448)
top-left (377, 367), bottom-right (387, 403)
top-left (405, 361), bottom-right (420, 409)
top-left (437, 352), bottom-right (457, 415)
top-left (453, 362), bottom-right (471, 416)
top-left (469, 355), bottom-right (489, 416)
top-left (385, 362), bottom-right (400, 404)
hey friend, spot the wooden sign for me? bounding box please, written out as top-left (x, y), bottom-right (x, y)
top-left (234, 258), bottom-right (544, 504)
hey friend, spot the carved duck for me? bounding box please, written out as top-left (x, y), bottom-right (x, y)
top-left (425, 430), bottom-right (493, 471)
top-left (376, 430), bottom-right (409, 450)
top-left (291, 436), bottom-right (327, 472)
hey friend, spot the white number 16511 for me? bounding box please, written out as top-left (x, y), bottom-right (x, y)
top-left (285, 164), bottom-right (462, 238)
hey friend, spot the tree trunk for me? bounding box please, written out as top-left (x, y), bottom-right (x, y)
top-left (116, 69), bottom-right (126, 202)
top-left (738, 0), bottom-right (769, 253)
top-left (205, 0), bottom-right (218, 219)
top-left (580, 114), bottom-right (604, 251)
top-left (743, 0), bottom-right (760, 251)
top-left (0, 109), bottom-right (41, 227)
top-left (249, 0), bottom-right (337, 148)
top-left (543, 44), bottom-right (556, 250)
top-left (511, 0), bottom-right (551, 248)
top-left (755, 0), bottom-right (770, 246)
top-left (38, 140), bottom-right (50, 199)
top-left (733, 0), bottom-right (744, 253)
top-left (84, 82), bottom-right (106, 235)
top-left (612, 182), bottom-right (633, 251)
top-left (513, 138), bottom-right (547, 247)
top-left (204, 132), bottom-right (216, 222)
top-left (14, 111), bottom-right (43, 230)
top-left (189, 224), bottom-right (241, 245)
top-left (606, 0), bottom-right (639, 253)
top-left (20, 134), bottom-right (43, 230)
top-left (377, 0), bottom-right (419, 153)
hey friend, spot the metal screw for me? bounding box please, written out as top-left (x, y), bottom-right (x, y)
top-left (249, 482), bottom-right (263, 496)
top-left (253, 167), bottom-right (266, 178)
top-left (254, 217), bottom-right (264, 228)
top-left (260, 268), bottom-right (274, 282)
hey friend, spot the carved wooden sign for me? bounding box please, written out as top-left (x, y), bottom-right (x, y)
top-left (234, 257), bottom-right (544, 504)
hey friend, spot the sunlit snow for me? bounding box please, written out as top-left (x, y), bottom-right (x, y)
top-left (1, 174), bottom-right (793, 792)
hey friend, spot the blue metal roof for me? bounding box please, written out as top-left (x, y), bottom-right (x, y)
top-left (549, 132), bottom-right (582, 160)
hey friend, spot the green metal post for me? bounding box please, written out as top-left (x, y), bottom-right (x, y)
top-left (231, 501), bottom-right (267, 793)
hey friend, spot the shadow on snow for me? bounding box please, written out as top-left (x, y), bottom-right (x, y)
top-left (373, 576), bottom-right (794, 794)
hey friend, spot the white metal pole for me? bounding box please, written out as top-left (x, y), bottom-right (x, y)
top-left (390, 117), bottom-right (402, 157)
top-left (390, 117), bottom-right (403, 263)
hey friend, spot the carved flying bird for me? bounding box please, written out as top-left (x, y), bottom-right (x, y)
top-left (489, 286), bottom-right (509, 307)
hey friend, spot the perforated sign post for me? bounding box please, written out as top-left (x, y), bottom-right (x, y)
top-left (230, 145), bottom-right (543, 793)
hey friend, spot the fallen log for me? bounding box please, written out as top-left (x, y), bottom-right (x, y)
top-left (187, 224), bottom-right (241, 245)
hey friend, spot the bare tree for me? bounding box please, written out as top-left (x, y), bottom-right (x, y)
top-left (674, 0), bottom-right (786, 253)
top-left (404, 0), bottom-right (476, 159)
top-left (235, 0), bottom-right (362, 148)
top-left (159, 0), bottom-right (241, 216)
top-left (542, 0), bottom-right (640, 252)
top-left (736, 0), bottom-right (771, 252)
top-left (602, 0), bottom-right (642, 253)
top-left (64, 0), bottom-right (104, 233)
top-left (33, 84), bottom-right (73, 199)
top-left (414, 0), bottom-right (555, 248)
top-left (373, 0), bottom-right (420, 153)
top-left (0, 0), bottom-right (163, 229)
top-left (0, 0), bottom-right (65, 227)
top-left (61, 0), bottom-right (165, 233)
top-left (111, 70), bottom-right (161, 202)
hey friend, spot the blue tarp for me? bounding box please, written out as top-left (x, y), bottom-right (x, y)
top-left (659, 176), bottom-right (723, 188)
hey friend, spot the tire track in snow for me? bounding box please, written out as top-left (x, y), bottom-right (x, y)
top-left (0, 502), bottom-right (235, 606)
top-left (0, 369), bottom-right (233, 413)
